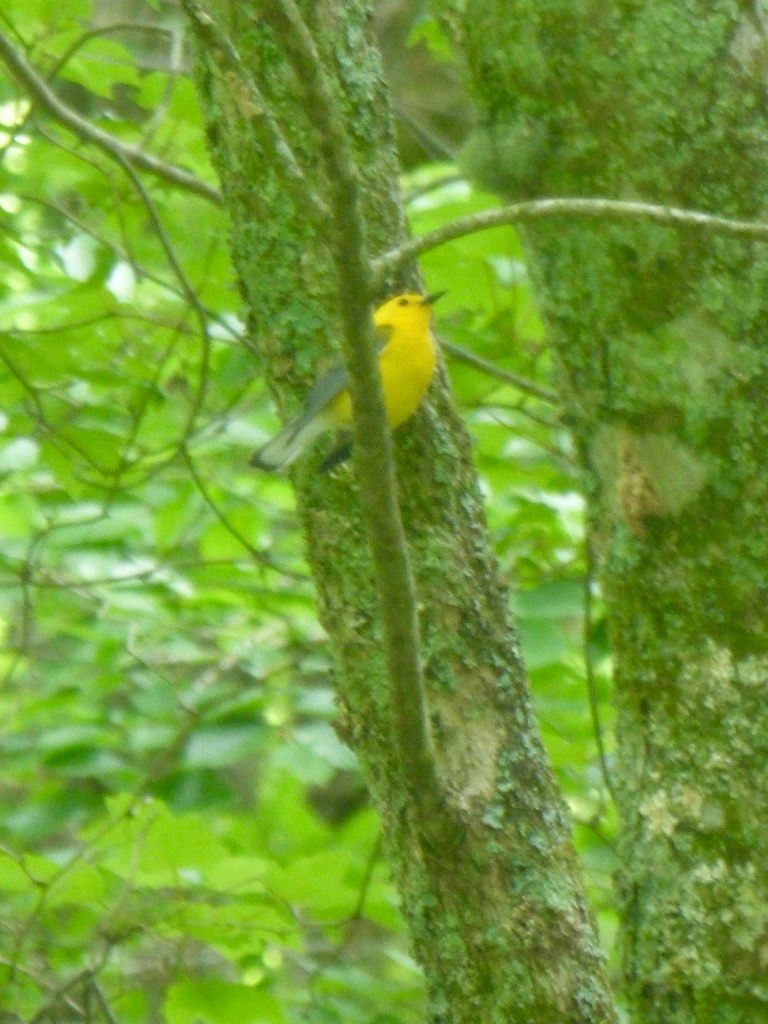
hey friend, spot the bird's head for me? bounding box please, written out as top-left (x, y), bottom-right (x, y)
top-left (373, 291), bottom-right (445, 334)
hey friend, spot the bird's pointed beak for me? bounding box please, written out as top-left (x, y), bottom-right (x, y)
top-left (422, 290), bottom-right (446, 305)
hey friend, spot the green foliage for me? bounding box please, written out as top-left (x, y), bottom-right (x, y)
top-left (0, 4), bottom-right (616, 1022)
top-left (406, 17), bottom-right (452, 62)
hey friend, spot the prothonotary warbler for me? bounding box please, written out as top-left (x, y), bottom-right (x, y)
top-left (250, 292), bottom-right (444, 472)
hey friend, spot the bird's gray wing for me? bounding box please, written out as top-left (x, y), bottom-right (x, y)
top-left (297, 365), bottom-right (348, 423)
top-left (288, 324), bottom-right (393, 437)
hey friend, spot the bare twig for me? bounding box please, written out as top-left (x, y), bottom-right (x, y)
top-left (372, 196), bottom-right (768, 287)
top-left (0, 343), bottom-right (111, 473)
top-left (583, 538), bottom-right (615, 802)
top-left (87, 974), bottom-right (119, 1024)
top-left (112, 150), bottom-right (211, 441)
top-left (439, 335), bottom-right (558, 404)
top-left (44, 21), bottom-right (175, 83)
top-left (17, 188), bottom-right (238, 340)
top-left (0, 21), bottom-right (173, 153)
top-left (7, 309), bottom-right (207, 339)
top-left (181, 443), bottom-right (305, 577)
top-left (257, 0), bottom-right (441, 816)
top-left (0, 29), bottom-right (221, 205)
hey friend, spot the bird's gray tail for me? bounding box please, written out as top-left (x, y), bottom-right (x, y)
top-left (249, 414), bottom-right (327, 471)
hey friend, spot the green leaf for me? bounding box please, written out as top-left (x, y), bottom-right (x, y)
top-left (46, 861), bottom-right (106, 907)
top-left (0, 851), bottom-right (33, 892)
top-left (407, 17), bottom-right (452, 61)
top-left (183, 725), bottom-right (266, 769)
top-left (99, 799), bottom-right (230, 886)
top-left (204, 855), bottom-right (269, 895)
top-left (164, 980), bottom-right (285, 1024)
top-left (266, 851), bottom-right (356, 918)
top-left (59, 39), bottom-right (140, 98)
top-left (14, 0), bottom-right (91, 32)
top-left (0, 493), bottom-right (38, 540)
top-left (0, 437), bottom-right (39, 471)
top-left (407, 177), bottom-right (524, 315)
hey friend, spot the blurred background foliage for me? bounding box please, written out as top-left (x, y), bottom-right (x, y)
top-left (0, 1), bottom-right (616, 1021)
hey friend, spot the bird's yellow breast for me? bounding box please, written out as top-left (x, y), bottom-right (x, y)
top-left (378, 326), bottom-right (437, 428)
top-left (325, 322), bottom-right (436, 429)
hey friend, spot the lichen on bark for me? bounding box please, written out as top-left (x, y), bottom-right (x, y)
top-left (185, 2), bottom-right (617, 1021)
top-left (455, 1), bottom-right (768, 1019)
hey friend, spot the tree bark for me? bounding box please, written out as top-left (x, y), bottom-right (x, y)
top-left (455, 2), bottom-right (768, 1020)
top-left (185, 2), bottom-right (617, 1022)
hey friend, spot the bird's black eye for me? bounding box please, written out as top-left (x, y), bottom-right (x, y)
top-left (398, 298), bottom-right (409, 306)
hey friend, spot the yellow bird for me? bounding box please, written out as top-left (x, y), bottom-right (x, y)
top-left (250, 292), bottom-right (444, 471)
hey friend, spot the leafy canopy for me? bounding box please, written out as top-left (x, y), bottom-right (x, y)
top-left (0, 4), bottom-right (615, 1021)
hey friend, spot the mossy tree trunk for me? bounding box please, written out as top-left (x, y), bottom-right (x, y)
top-left (185, 2), bottom-right (616, 1022)
top-left (455, 2), bottom-right (768, 1021)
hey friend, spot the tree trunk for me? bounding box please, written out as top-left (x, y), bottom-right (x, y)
top-left (185, 2), bottom-right (617, 1021)
top-left (455, 2), bottom-right (768, 1020)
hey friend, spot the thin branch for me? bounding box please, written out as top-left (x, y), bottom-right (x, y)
top-left (395, 103), bottom-right (458, 162)
top-left (0, 555), bottom-right (292, 590)
top-left (405, 172), bottom-right (463, 204)
top-left (0, 21), bottom-right (173, 153)
top-left (583, 537), bottom-right (615, 802)
top-left (44, 22), bottom-right (175, 83)
top-left (7, 309), bottom-right (205, 339)
top-left (372, 196), bottom-right (768, 287)
top-left (181, 443), bottom-right (304, 578)
top-left (28, 968), bottom-right (91, 1024)
top-left (180, 0), bottom-right (330, 227)
top-left (257, 0), bottom-right (441, 817)
top-left (98, 316), bottom-right (185, 517)
top-left (0, 29), bottom-right (221, 205)
top-left (87, 975), bottom-right (118, 1024)
top-left (439, 335), bottom-right (559, 404)
top-left (112, 149), bottom-right (211, 442)
top-left (348, 835), bottom-right (383, 923)
top-left (17, 188), bottom-right (239, 341)
top-left (140, 24), bottom-right (184, 146)
top-left (0, 343), bottom-right (110, 473)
